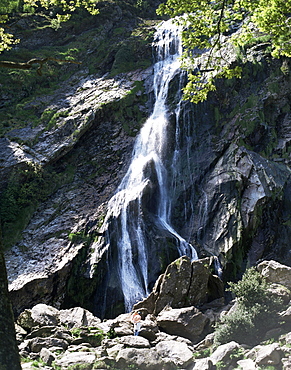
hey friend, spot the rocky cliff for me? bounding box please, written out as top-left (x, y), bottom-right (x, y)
top-left (1, 0), bottom-right (291, 318)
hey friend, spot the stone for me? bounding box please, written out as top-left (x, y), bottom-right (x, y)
top-left (117, 335), bottom-right (151, 348)
top-left (110, 313), bottom-right (133, 336)
top-left (192, 358), bottom-right (213, 370)
top-left (17, 309), bottom-right (36, 330)
top-left (15, 323), bottom-right (27, 336)
top-left (282, 355), bottom-right (291, 370)
top-left (106, 343), bottom-right (124, 358)
top-left (39, 347), bottom-right (55, 366)
top-left (26, 326), bottom-right (56, 339)
top-left (264, 327), bottom-right (285, 342)
top-left (134, 256), bottom-right (224, 315)
top-left (280, 306), bottom-right (291, 323)
top-left (70, 327), bottom-right (104, 347)
top-left (115, 347), bottom-right (175, 370)
top-left (139, 314), bottom-right (159, 341)
top-left (255, 343), bottom-right (284, 366)
top-left (22, 362), bottom-right (51, 370)
top-left (157, 306), bottom-right (209, 342)
top-left (54, 351), bottom-right (96, 368)
top-left (18, 339), bottom-right (31, 356)
top-left (30, 304), bottom-right (60, 327)
top-left (257, 260), bottom-right (291, 290)
top-left (155, 340), bottom-right (193, 368)
top-left (53, 328), bottom-right (73, 342)
top-left (283, 332), bottom-right (291, 345)
top-left (267, 283), bottom-right (291, 304)
top-left (236, 358), bottom-right (257, 370)
top-left (59, 306), bottom-right (101, 328)
top-left (29, 337), bottom-right (69, 353)
top-left (210, 341), bottom-right (241, 366)
top-left (194, 333), bottom-right (215, 351)
top-left (150, 331), bottom-right (179, 345)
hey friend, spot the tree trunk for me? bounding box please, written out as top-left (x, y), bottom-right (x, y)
top-left (0, 225), bottom-right (21, 370)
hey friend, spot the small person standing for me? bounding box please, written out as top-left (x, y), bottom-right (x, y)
top-left (130, 311), bottom-right (142, 336)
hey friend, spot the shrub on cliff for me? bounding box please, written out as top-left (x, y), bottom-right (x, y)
top-left (214, 267), bottom-right (284, 346)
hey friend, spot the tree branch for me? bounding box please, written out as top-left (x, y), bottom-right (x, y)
top-left (0, 57), bottom-right (81, 75)
top-left (205, 0), bottom-right (227, 68)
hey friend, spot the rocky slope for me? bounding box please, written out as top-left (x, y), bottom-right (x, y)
top-left (16, 258), bottom-right (291, 369)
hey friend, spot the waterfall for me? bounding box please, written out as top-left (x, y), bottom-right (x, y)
top-left (95, 19), bottom-right (198, 313)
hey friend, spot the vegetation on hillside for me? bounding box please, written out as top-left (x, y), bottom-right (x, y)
top-left (0, 0), bottom-right (99, 51)
top-left (157, 0), bottom-right (291, 103)
top-left (214, 267), bottom-right (285, 346)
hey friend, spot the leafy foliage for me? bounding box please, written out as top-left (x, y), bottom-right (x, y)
top-left (214, 267), bottom-right (285, 345)
top-left (0, 0), bottom-right (100, 52)
top-left (157, 0), bottom-right (291, 103)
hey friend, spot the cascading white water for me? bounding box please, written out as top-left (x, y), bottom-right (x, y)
top-left (98, 19), bottom-right (198, 312)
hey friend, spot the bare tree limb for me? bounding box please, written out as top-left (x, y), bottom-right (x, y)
top-left (0, 57), bottom-right (81, 75)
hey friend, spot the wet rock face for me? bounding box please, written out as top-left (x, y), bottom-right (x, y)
top-left (185, 144), bottom-right (291, 278)
top-left (168, 59), bottom-right (291, 277)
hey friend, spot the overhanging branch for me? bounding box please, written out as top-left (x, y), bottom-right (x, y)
top-left (0, 57), bottom-right (81, 75)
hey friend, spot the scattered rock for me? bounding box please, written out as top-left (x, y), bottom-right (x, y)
top-left (29, 337), bottom-right (69, 353)
top-left (257, 260), bottom-right (291, 290)
top-left (115, 347), bottom-right (172, 370)
top-left (59, 306), bottom-right (101, 328)
top-left (54, 351), bottom-right (96, 369)
top-left (255, 343), bottom-right (284, 367)
top-left (210, 341), bottom-right (241, 367)
top-left (237, 358), bottom-right (257, 370)
top-left (155, 340), bottom-right (193, 368)
top-left (157, 306), bottom-right (209, 343)
top-left (192, 357), bottom-right (214, 370)
top-left (39, 348), bottom-right (55, 366)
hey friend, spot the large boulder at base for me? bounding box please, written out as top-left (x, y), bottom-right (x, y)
top-left (236, 359), bottom-right (257, 370)
top-left (54, 351), bottom-right (96, 369)
top-left (17, 304), bottom-right (102, 332)
top-left (39, 348), bottom-right (56, 366)
top-left (17, 304), bottom-right (59, 329)
top-left (192, 358), bottom-right (214, 370)
top-left (156, 306), bottom-right (209, 343)
top-left (155, 340), bottom-right (194, 368)
top-left (210, 341), bottom-right (241, 367)
top-left (59, 306), bottom-right (101, 328)
top-left (134, 256), bottom-right (224, 315)
top-left (139, 314), bottom-right (159, 341)
top-left (115, 335), bottom-right (151, 348)
top-left (29, 337), bottom-right (69, 352)
top-left (254, 343), bottom-right (284, 367)
top-left (115, 347), bottom-right (176, 370)
top-left (257, 260), bottom-right (291, 289)
top-left (109, 313), bottom-right (133, 336)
